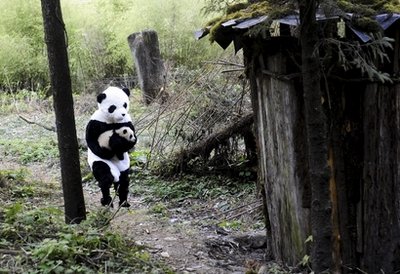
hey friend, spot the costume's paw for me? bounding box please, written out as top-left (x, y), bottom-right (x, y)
top-left (119, 200), bottom-right (131, 208)
top-left (101, 196), bottom-right (113, 207)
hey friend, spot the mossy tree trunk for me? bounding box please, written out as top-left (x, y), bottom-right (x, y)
top-left (41, 0), bottom-right (86, 224)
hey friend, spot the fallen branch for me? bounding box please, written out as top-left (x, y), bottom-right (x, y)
top-left (0, 248), bottom-right (23, 255)
top-left (201, 200), bottom-right (261, 221)
top-left (18, 114), bottom-right (56, 132)
top-left (203, 59), bottom-right (245, 68)
top-left (224, 203), bottom-right (263, 221)
top-left (222, 68), bottom-right (245, 73)
top-left (172, 112), bottom-right (254, 172)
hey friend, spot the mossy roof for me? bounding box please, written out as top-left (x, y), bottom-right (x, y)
top-left (198, 0), bottom-right (400, 49)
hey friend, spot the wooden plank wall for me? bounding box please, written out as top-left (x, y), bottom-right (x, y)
top-left (249, 50), bottom-right (310, 264)
top-left (244, 31), bottom-right (400, 272)
top-left (361, 83), bottom-right (400, 273)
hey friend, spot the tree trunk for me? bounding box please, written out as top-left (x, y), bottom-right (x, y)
top-left (41, 0), bottom-right (86, 224)
top-left (127, 30), bottom-right (165, 104)
top-left (299, 0), bottom-right (333, 272)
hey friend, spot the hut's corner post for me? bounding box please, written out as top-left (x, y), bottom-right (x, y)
top-left (244, 41), bottom-right (310, 264)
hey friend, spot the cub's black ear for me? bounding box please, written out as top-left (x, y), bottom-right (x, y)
top-left (122, 87), bottom-right (130, 97)
top-left (97, 93), bottom-right (107, 103)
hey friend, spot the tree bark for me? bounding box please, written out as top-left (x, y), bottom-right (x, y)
top-left (41, 0), bottom-right (86, 224)
top-left (299, 0), bottom-right (333, 272)
top-left (361, 84), bottom-right (400, 273)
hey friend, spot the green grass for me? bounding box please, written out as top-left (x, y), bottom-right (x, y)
top-left (0, 168), bottom-right (172, 274)
top-left (130, 170), bottom-right (254, 204)
top-left (0, 138), bottom-right (59, 164)
top-left (0, 204), bottom-right (172, 274)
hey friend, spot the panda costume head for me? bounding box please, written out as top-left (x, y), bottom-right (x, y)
top-left (93, 86), bottom-right (131, 124)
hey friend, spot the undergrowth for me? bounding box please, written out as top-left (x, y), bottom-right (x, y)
top-left (0, 139), bottom-right (59, 164)
top-left (0, 169), bottom-right (172, 274)
top-left (130, 171), bottom-right (254, 204)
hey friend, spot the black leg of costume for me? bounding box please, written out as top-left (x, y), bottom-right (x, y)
top-left (117, 169), bottom-right (130, 207)
top-left (92, 161), bottom-right (114, 206)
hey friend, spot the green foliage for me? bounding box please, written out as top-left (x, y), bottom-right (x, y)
top-left (218, 219), bottom-right (243, 230)
top-left (202, 0), bottom-right (244, 16)
top-left (0, 168), bottom-right (54, 206)
top-left (0, 35), bottom-right (47, 92)
top-left (0, 0), bottom-right (47, 91)
top-left (131, 172), bottom-right (253, 203)
top-left (0, 89), bottom-right (51, 114)
top-left (149, 202), bottom-right (169, 216)
top-left (0, 138), bottom-right (59, 164)
top-left (130, 149), bottom-right (150, 168)
top-left (0, 0), bottom-right (222, 92)
top-left (97, 0), bottom-right (222, 68)
top-left (326, 33), bottom-right (393, 82)
top-left (0, 203), bottom-right (171, 273)
top-left (0, 168), bottom-right (29, 186)
top-left (260, 262), bottom-right (292, 274)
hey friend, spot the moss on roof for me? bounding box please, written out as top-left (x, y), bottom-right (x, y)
top-left (206, 1), bottom-right (294, 43)
top-left (338, 0), bottom-right (400, 32)
top-left (338, 0), bottom-right (400, 14)
top-left (205, 0), bottom-right (400, 43)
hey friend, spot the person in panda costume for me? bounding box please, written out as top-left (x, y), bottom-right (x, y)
top-left (86, 86), bottom-right (137, 207)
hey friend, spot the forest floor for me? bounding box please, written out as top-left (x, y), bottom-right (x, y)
top-left (83, 178), bottom-right (267, 274)
top-left (0, 94), bottom-right (282, 274)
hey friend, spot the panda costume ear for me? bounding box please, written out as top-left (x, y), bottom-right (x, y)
top-left (122, 87), bottom-right (130, 97)
top-left (97, 93), bottom-right (107, 103)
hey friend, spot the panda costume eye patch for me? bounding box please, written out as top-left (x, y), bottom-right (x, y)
top-left (123, 103), bottom-right (127, 108)
top-left (108, 105), bottom-right (116, 113)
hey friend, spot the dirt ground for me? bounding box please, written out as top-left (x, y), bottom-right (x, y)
top-left (1, 157), bottom-right (267, 274)
top-left (83, 180), bottom-right (267, 274)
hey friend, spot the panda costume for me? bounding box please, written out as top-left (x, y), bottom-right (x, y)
top-left (86, 86), bottom-right (137, 207)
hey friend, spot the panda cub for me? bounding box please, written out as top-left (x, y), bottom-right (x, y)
top-left (98, 127), bottom-right (135, 160)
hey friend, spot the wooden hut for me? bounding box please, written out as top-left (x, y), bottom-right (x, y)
top-left (198, 8), bottom-right (400, 273)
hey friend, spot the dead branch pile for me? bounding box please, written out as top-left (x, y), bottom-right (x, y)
top-left (133, 57), bottom-right (256, 175)
top-left (174, 112), bottom-right (254, 172)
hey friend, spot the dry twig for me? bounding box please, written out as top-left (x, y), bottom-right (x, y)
top-left (18, 114), bottom-right (56, 132)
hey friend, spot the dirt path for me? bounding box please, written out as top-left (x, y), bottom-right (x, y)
top-left (84, 183), bottom-right (266, 274)
top-left (1, 157), bottom-right (267, 274)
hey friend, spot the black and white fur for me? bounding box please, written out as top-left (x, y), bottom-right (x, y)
top-left (98, 126), bottom-right (135, 160)
top-left (86, 86), bottom-right (137, 207)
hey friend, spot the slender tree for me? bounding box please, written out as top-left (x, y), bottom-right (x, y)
top-left (41, 0), bottom-right (86, 224)
top-left (298, 0), bottom-right (333, 272)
